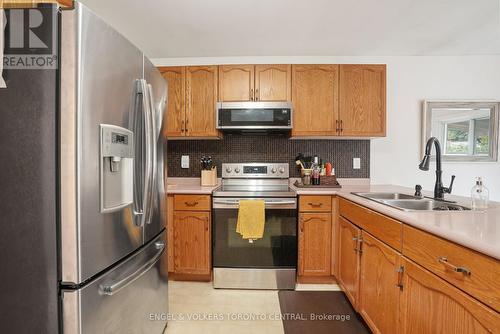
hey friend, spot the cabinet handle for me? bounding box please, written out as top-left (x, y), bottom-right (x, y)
top-left (395, 265), bottom-right (404, 290)
top-left (255, 89), bottom-right (259, 100)
top-left (185, 119), bottom-right (189, 133)
top-left (307, 202), bottom-right (323, 207)
top-left (250, 88), bottom-right (254, 101)
top-left (353, 236), bottom-right (363, 253)
top-left (181, 120), bottom-right (185, 133)
top-left (340, 120), bottom-right (344, 133)
top-left (336, 120), bottom-right (340, 133)
top-left (184, 201), bottom-right (199, 207)
top-left (437, 257), bottom-right (471, 276)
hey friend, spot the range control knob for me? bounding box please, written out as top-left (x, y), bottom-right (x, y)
top-left (235, 167), bottom-right (241, 173)
top-left (271, 167), bottom-right (277, 174)
top-left (279, 167), bottom-right (285, 174)
top-left (225, 167), bottom-right (232, 173)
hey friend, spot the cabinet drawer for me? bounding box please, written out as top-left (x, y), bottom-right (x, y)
top-left (299, 195), bottom-right (332, 212)
top-left (403, 225), bottom-right (500, 312)
top-left (174, 195), bottom-right (211, 211)
top-left (339, 198), bottom-right (402, 251)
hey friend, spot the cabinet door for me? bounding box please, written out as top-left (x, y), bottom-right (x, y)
top-left (185, 66), bottom-right (219, 137)
top-left (339, 65), bottom-right (386, 137)
top-left (291, 65), bottom-right (339, 136)
top-left (218, 65), bottom-right (255, 101)
top-left (173, 211), bottom-right (211, 275)
top-left (358, 232), bottom-right (401, 334)
top-left (400, 258), bottom-right (500, 334)
top-left (298, 212), bottom-right (332, 276)
top-left (338, 216), bottom-right (361, 308)
top-left (167, 195), bottom-right (174, 273)
top-left (254, 64), bottom-right (291, 101)
top-left (159, 66), bottom-right (185, 137)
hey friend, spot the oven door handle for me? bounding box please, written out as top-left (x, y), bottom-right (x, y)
top-left (213, 199), bottom-right (297, 209)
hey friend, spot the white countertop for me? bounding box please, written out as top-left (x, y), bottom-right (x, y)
top-left (167, 177), bottom-right (500, 260)
top-left (166, 177), bottom-right (221, 194)
top-left (290, 181), bottom-right (500, 260)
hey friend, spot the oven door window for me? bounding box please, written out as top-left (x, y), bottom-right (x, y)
top-left (213, 208), bottom-right (297, 268)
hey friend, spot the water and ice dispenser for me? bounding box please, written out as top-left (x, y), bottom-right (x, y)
top-left (100, 124), bottom-right (134, 213)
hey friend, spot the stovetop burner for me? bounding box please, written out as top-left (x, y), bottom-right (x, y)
top-left (212, 162), bottom-right (296, 198)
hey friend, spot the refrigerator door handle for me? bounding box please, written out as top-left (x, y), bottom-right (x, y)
top-left (132, 79), bottom-right (153, 227)
top-left (99, 241), bottom-right (165, 296)
top-left (145, 83), bottom-right (157, 224)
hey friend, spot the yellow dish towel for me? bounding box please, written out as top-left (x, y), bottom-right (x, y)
top-left (236, 200), bottom-right (265, 240)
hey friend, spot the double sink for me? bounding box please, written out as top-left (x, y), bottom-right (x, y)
top-left (352, 192), bottom-right (471, 211)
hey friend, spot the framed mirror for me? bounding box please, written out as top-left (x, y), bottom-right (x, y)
top-left (422, 101), bottom-right (499, 162)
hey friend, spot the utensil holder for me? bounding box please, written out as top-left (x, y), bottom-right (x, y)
top-left (201, 167), bottom-right (217, 186)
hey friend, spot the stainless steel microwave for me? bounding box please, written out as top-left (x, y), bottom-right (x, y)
top-left (216, 102), bottom-right (293, 131)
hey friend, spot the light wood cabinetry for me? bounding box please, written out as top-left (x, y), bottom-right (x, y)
top-left (185, 66), bottom-right (219, 137)
top-left (291, 65), bottom-right (339, 136)
top-left (403, 224), bottom-right (500, 312)
top-left (358, 232), bottom-right (401, 334)
top-left (400, 258), bottom-right (500, 334)
top-left (338, 216), bottom-right (361, 308)
top-left (299, 195), bottom-right (332, 212)
top-left (219, 64), bottom-right (291, 102)
top-left (158, 66), bottom-right (220, 138)
top-left (167, 194), bottom-right (212, 280)
top-left (254, 64), bottom-right (291, 101)
top-left (159, 66), bottom-right (185, 137)
top-left (218, 65), bottom-right (254, 102)
top-left (173, 211), bottom-right (211, 275)
top-left (339, 65), bottom-right (386, 136)
top-left (338, 197), bottom-right (500, 333)
top-left (298, 212), bottom-right (332, 277)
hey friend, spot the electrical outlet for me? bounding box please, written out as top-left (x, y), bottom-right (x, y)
top-left (353, 158), bottom-right (361, 169)
top-left (181, 155), bottom-right (189, 169)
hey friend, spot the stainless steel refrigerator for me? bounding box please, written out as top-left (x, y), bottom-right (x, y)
top-left (0, 3), bottom-right (168, 333)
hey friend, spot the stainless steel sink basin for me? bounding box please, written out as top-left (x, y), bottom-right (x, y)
top-left (352, 192), bottom-right (471, 211)
top-left (354, 192), bottom-right (419, 200)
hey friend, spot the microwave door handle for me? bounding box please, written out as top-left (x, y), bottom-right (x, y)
top-left (99, 241), bottom-right (165, 296)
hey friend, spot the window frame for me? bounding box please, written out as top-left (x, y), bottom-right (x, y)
top-left (422, 101), bottom-right (499, 162)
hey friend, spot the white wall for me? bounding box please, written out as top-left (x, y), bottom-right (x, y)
top-left (153, 55), bottom-right (500, 200)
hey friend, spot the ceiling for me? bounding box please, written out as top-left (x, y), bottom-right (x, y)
top-left (79, 0), bottom-right (500, 58)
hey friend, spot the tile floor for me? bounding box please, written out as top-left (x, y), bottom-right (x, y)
top-left (165, 281), bottom-right (341, 334)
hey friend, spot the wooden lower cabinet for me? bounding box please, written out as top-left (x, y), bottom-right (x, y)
top-left (358, 232), bottom-right (401, 334)
top-left (173, 211), bottom-right (211, 276)
top-left (298, 212), bottom-right (332, 277)
top-left (400, 258), bottom-right (500, 333)
top-left (338, 216), bottom-right (361, 308)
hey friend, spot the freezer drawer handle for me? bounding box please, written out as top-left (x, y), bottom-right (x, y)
top-left (99, 241), bottom-right (165, 296)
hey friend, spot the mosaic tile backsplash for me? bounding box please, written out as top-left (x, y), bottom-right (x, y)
top-left (166, 135), bottom-right (370, 178)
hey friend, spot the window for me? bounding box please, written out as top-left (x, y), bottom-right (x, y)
top-left (423, 101), bottom-right (499, 162)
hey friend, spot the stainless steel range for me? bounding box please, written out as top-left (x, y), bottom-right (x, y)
top-left (212, 163), bottom-right (297, 290)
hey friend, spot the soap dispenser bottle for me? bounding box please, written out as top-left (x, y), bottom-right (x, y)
top-left (471, 177), bottom-right (489, 210)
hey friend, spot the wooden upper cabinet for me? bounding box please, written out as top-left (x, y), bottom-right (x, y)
top-left (358, 232), bottom-right (401, 334)
top-left (185, 66), bottom-right (219, 137)
top-left (173, 211), bottom-right (211, 275)
top-left (159, 66), bottom-right (185, 137)
top-left (338, 216), bottom-right (361, 309)
top-left (292, 65), bottom-right (339, 136)
top-left (254, 64), bottom-right (291, 101)
top-left (218, 65), bottom-right (254, 101)
top-left (400, 258), bottom-right (500, 334)
top-left (298, 212), bottom-right (332, 276)
top-left (339, 64), bottom-right (386, 136)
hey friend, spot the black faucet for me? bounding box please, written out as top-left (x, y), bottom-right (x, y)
top-left (419, 137), bottom-right (456, 200)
